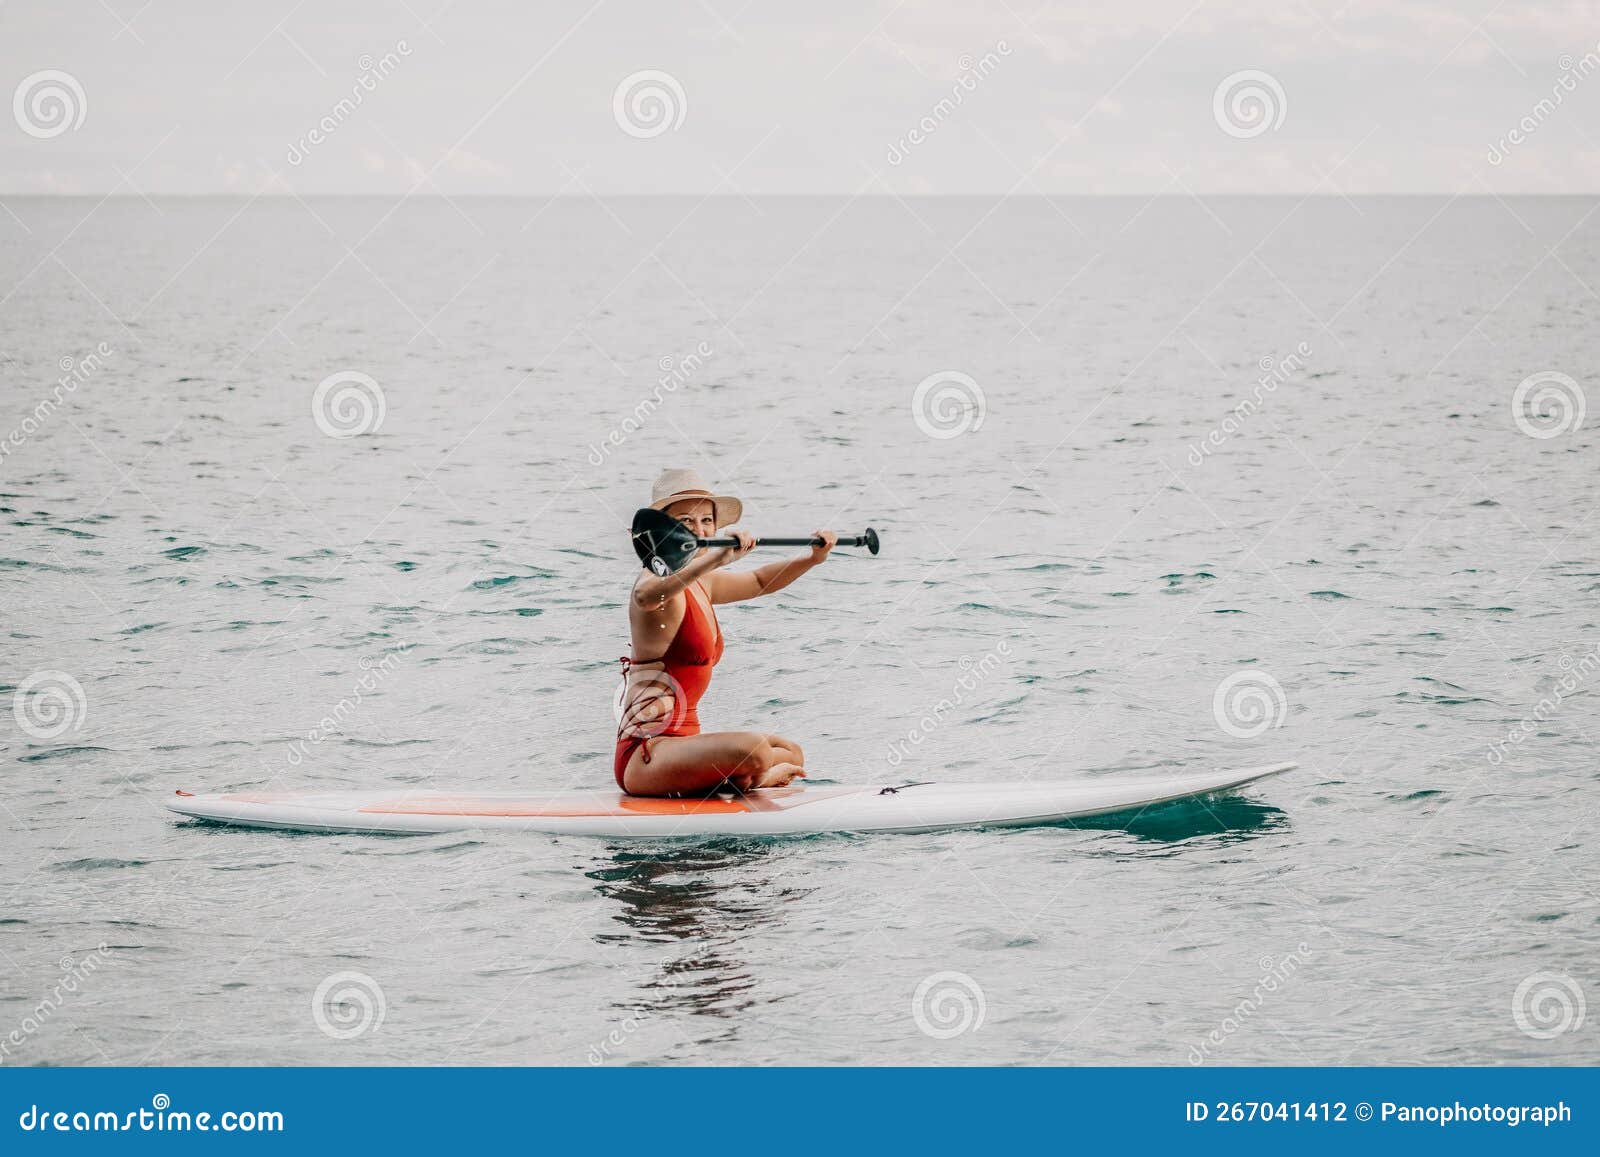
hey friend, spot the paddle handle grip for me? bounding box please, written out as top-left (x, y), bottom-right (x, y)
top-left (698, 529), bottom-right (880, 555)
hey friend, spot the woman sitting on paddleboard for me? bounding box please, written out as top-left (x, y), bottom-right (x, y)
top-left (616, 468), bottom-right (836, 797)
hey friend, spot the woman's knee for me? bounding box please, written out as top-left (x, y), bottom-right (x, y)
top-left (768, 734), bottom-right (803, 765)
top-left (726, 732), bottom-right (778, 771)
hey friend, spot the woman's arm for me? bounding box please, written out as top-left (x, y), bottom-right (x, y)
top-left (631, 531), bottom-right (756, 608)
top-left (709, 530), bottom-right (837, 604)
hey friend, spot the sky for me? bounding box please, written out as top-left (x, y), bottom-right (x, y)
top-left (4, 0), bottom-right (1600, 195)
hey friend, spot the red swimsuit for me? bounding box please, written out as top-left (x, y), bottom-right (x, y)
top-left (614, 583), bottom-right (724, 789)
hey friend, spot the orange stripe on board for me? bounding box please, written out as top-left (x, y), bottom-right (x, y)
top-left (358, 785), bottom-right (864, 818)
top-left (360, 794), bottom-right (755, 817)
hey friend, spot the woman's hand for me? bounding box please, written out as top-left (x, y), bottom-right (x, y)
top-left (808, 529), bottom-right (837, 564)
top-left (715, 529), bottom-right (756, 567)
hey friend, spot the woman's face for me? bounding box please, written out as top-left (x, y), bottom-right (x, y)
top-left (666, 498), bottom-right (717, 545)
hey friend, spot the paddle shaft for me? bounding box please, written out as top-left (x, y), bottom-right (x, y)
top-left (630, 506), bottom-right (880, 573)
top-left (698, 533), bottom-right (873, 550)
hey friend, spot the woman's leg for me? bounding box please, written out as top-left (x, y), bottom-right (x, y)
top-left (767, 734), bottom-right (805, 769)
top-left (619, 730), bottom-right (805, 797)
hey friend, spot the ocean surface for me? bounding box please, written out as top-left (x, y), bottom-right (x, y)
top-left (2, 196), bottom-right (1597, 1066)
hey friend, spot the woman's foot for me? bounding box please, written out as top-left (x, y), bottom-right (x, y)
top-left (731, 762), bottom-right (806, 791)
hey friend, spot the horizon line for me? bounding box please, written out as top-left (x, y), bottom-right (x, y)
top-left (4, 191), bottom-right (1599, 199)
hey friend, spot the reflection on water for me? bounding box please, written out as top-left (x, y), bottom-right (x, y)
top-left (1066, 797), bottom-right (1290, 844)
top-left (587, 842), bottom-right (807, 1030)
top-left (580, 796), bottom-right (1286, 1035)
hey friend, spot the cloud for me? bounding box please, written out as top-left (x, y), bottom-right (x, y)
top-left (443, 148), bottom-right (509, 179)
top-left (2, 1), bottom-right (1598, 193)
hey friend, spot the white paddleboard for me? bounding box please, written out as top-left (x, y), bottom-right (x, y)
top-left (166, 762), bottom-right (1293, 838)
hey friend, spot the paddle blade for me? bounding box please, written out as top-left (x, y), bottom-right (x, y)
top-left (630, 507), bottom-right (698, 575)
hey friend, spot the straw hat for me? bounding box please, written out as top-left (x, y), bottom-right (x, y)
top-left (649, 468), bottom-right (743, 527)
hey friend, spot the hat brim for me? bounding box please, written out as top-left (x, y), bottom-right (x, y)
top-left (651, 491), bottom-right (743, 527)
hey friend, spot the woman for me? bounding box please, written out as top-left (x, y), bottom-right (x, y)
top-left (615, 468), bottom-right (837, 797)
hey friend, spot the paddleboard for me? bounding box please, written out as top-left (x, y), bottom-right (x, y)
top-left (166, 761), bottom-right (1293, 838)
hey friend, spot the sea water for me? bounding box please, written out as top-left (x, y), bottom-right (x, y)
top-left (2, 196), bottom-right (1596, 1064)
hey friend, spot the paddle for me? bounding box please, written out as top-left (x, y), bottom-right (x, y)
top-left (631, 506), bottom-right (880, 576)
